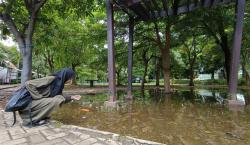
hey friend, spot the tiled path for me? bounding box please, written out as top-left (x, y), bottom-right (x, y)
top-left (0, 110), bottom-right (164, 145)
top-left (0, 86), bottom-right (164, 145)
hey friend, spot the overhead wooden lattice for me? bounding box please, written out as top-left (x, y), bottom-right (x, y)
top-left (113, 0), bottom-right (234, 21)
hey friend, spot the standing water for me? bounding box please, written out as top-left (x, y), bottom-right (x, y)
top-left (52, 89), bottom-right (250, 144)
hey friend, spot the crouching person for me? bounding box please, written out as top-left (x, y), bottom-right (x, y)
top-left (19, 68), bottom-right (81, 126)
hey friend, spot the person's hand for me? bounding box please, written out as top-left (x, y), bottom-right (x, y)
top-left (71, 95), bottom-right (81, 101)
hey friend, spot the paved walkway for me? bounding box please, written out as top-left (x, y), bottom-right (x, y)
top-left (0, 109), bottom-right (163, 145)
top-left (0, 84), bottom-right (19, 91)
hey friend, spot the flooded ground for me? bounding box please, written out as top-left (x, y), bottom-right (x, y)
top-left (52, 88), bottom-right (250, 144)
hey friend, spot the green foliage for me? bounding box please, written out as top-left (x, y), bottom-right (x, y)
top-left (0, 42), bottom-right (20, 65)
top-left (33, 4), bottom-right (107, 80)
top-left (1, 0), bottom-right (250, 87)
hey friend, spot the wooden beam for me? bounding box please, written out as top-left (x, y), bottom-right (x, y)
top-left (162, 0), bottom-right (169, 14)
top-left (187, 0), bottom-right (190, 12)
top-left (228, 0), bottom-right (246, 98)
top-left (121, 0), bottom-right (142, 6)
top-left (201, 0), bottom-right (206, 6)
top-left (210, 0), bottom-right (215, 7)
top-left (113, 0), bottom-right (134, 17)
top-left (142, 0), bottom-right (156, 19)
top-left (128, 2), bottom-right (150, 20)
top-left (106, 0), bottom-right (117, 102)
top-left (151, 0), bottom-right (161, 16)
top-left (194, 0), bottom-right (198, 7)
top-left (118, 0), bottom-right (150, 20)
top-left (148, 0), bottom-right (232, 20)
top-left (151, 0), bottom-right (161, 11)
top-left (142, 0), bottom-right (152, 12)
top-left (173, 0), bottom-right (180, 15)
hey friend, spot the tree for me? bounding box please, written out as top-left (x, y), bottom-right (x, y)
top-left (180, 34), bottom-right (205, 86)
top-left (200, 43), bottom-right (224, 79)
top-left (201, 8), bottom-right (235, 84)
top-left (0, 0), bottom-right (96, 84)
top-left (153, 20), bottom-right (174, 93)
top-left (0, 0), bottom-right (46, 84)
top-left (175, 14), bottom-right (207, 86)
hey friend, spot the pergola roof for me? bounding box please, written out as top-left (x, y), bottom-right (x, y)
top-left (113, 0), bottom-right (234, 21)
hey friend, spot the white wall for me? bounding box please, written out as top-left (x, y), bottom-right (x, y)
top-left (0, 67), bottom-right (18, 83)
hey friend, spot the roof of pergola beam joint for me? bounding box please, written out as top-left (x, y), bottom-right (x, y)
top-left (113, 0), bottom-right (234, 21)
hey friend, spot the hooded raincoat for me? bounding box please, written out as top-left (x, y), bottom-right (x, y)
top-left (19, 68), bottom-right (75, 125)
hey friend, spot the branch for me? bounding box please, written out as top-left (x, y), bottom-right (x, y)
top-left (202, 21), bottom-right (220, 44)
top-left (0, 13), bottom-right (23, 43)
top-left (24, 0), bottom-right (32, 14)
top-left (182, 40), bottom-right (191, 61)
top-left (148, 54), bottom-right (154, 61)
top-left (0, 1), bottom-right (19, 38)
top-left (154, 22), bottom-right (164, 51)
top-left (25, 0), bottom-right (47, 39)
top-left (142, 35), bottom-right (158, 43)
top-left (34, 0), bottom-right (47, 13)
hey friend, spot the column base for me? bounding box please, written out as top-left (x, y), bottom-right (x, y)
top-left (225, 99), bottom-right (245, 112)
top-left (226, 93), bottom-right (245, 106)
top-left (103, 101), bottom-right (119, 112)
top-left (225, 99), bottom-right (245, 106)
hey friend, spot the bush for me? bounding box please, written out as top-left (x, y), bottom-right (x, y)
top-left (238, 79), bottom-right (246, 86)
top-left (194, 79), bottom-right (227, 85)
top-left (172, 79), bottom-right (190, 84)
top-left (171, 79), bottom-right (227, 85)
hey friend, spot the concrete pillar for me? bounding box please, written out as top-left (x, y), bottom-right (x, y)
top-left (228, 0), bottom-right (246, 106)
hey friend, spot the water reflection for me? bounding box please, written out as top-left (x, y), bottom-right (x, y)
top-left (52, 89), bottom-right (250, 144)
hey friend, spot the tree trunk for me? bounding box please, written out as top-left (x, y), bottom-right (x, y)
top-left (36, 68), bottom-right (39, 78)
top-left (203, 20), bottom-right (231, 84)
top-left (48, 60), bottom-right (54, 73)
top-left (211, 71), bottom-right (215, 80)
top-left (116, 71), bottom-right (121, 86)
top-left (72, 65), bottom-right (77, 85)
top-left (141, 61), bottom-right (148, 91)
top-left (161, 24), bottom-right (171, 93)
top-left (161, 49), bottom-right (171, 92)
top-left (46, 50), bottom-right (55, 73)
top-left (245, 89), bottom-right (250, 105)
top-left (155, 58), bottom-right (160, 87)
top-left (218, 20), bottom-right (231, 84)
top-left (189, 64), bottom-right (194, 86)
top-left (19, 40), bottom-right (33, 85)
top-left (220, 37), bottom-right (231, 84)
top-left (154, 23), bottom-right (171, 93)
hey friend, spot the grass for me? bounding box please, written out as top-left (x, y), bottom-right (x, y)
top-left (77, 79), bottom-right (248, 87)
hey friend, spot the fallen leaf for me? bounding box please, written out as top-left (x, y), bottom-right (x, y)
top-left (80, 108), bottom-right (90, 112)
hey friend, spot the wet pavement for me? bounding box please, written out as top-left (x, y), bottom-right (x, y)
top-left (0, 109), bottom-right (165, 145)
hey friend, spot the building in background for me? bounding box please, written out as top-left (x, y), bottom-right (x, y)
top-left (0, 60), bottom-right (21, 84)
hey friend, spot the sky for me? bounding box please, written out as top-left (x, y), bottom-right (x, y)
top-left (1, 36), bottom-right (16, 47)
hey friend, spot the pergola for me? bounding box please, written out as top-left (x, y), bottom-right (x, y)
top-left (105, 0), bottom-right (246, 103)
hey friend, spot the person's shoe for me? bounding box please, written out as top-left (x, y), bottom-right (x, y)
top-left (36, 120), bottom-right (47, 125)
top-left (24, 119), bottom-right (49, 127)
top-left (34, 119), bottom-right (50, 126)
